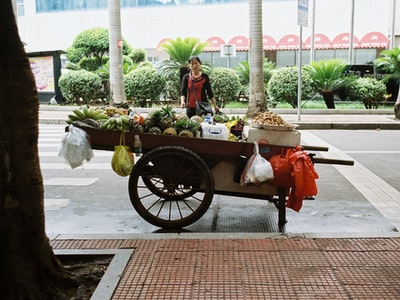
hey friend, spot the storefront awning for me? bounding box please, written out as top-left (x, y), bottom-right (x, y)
top-left (359, 31), bottom-right (388, 48)
top-left (332, 33), bottom-right (359, 49)
top-left (277, 34), bottom-right (299, 50)
top-left (228, 35), bottom-right (250, 51)
top-left (204, 36), bottom-right (225, 52)
top-left (303, 33), bottom-right (332, 49)
top-left (263, 35), bottom-right (278, 50)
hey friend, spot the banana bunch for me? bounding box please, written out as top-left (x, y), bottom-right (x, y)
top-left (104, 106), bottom-right (125, 117)
top-left (101, 115), bottom-right (131, 131)
top-left (66, 106), bottom-right (108, 124)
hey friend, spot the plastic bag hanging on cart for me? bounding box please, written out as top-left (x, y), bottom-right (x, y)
top-left (286, 147), bottom-right (319, 212)
top-left (58, 125), bottom-right (94, 169)
top-left (111, 131), bottom-right (134, 177)
top-left (240, 142), bottom-right (274, 186)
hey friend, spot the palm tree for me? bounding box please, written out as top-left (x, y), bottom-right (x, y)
top-left (108, 0), bottom-right (126, 105)
top-left (158, 37), bottom-right (209, 82)
top-left (247, 0), bottom-right (267, 117)
top-left (306, 59), bottom-right (348, 109)
top-left (235, 59), bottom-right (275, 96)
top-left (1, 0), bottom-right (75, 298)
top-left (374, 47), bottom-right (400, 119)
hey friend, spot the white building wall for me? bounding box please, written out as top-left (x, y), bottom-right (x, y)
top-left (17, 0), bottom-right (399, 54)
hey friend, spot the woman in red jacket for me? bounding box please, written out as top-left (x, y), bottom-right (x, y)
top-left (180, 56), bottom-right (219, 118)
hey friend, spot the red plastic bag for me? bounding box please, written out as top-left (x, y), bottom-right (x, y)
top-left (269, 148), bottom-right (295, 188)
top-left (285, 147), bottom-right (319, 212)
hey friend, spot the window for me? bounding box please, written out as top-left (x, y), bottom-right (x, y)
top-left (17, 0), bottom-right (25, 16)
top-left (35, 0), bottom-right (245, 13)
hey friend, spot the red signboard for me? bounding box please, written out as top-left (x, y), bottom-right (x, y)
top-left (228, 35), bottom-right (250, 51)
top-left (277, 34), bottom-right (299, 50)
top-left (263, 35), bottom-right (278, 50)
top-left (303, 33), bottom-right (332, 49)
top-left (332, 32), bottom-right (359, 49)
top-left (359, 32), bottom-right (388, 48)
top-left (204, 36), bottom-right (226, 52)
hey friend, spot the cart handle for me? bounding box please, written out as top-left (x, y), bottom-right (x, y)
top-left (312, 157), bottom-right (354, 166)
top-left (302, 145), bottom-right (329, 152)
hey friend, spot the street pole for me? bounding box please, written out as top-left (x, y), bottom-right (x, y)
top-left (310, 0), bottom-right (316, 63)
top-left (348, 0), bottom-right (355, 65)
top-left (298, 25), bottom-right (303, 121)
top-left (390, 0), bottom-right (396, 50)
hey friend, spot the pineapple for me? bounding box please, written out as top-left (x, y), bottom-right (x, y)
top-left (159, 116), bottom-right (174, 131)
top-left (143, 117), bottom-right (154, 131)
top-left (149, 110), bottom-right (163, 127)
top-left (163, 127), bottom-right (177, 136)
top-left (174, 113), bottom-right (188, 122)
top-left (131, 124), bottom-right (144, 133)
top-left (178, 130), bottom-right (194, 138)
top-left (174, 118), bottom-right (200, 137)
top-left (190, 115), bottom-right (203, 124)
top-left (148, 127), bottom-right (162, 135)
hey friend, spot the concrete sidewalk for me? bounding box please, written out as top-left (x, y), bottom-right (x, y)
top-left (39, 104), bottom-right (400, 129)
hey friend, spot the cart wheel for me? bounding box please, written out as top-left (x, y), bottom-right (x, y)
top-left (128, 146), bottom-right (214, 228)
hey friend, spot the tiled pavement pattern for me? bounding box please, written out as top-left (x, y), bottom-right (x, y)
top-left (51, 237), bottom-right (400, 299)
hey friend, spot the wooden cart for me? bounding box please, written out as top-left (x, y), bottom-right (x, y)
top-left (75, 126), bottom-right (354, 230)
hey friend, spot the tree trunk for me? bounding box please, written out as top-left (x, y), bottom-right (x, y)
top-left (322, 91), bottom-right (336, 109)
top-left (108, 0), bottom-right (126, 105)
top-left (394, 87), bottom-right (400, 120)
top-left (0, 1), bottom-right (75, 299)
top-left (246, 0), bottom-right (266, 118)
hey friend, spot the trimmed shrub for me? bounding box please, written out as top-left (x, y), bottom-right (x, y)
top-left (346, 77), bottom-right (387, 109)
top-left (124, 66), bottom-right (166, 107)
top-left (267, 66), bottom-right (313, 108)
top-left (210, 67), bottom-right (241, 108)
top-left (58, 70), bottom-right (102, 104)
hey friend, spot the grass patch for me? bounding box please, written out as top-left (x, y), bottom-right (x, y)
top-left (223, 100), bottom-right (393, 110)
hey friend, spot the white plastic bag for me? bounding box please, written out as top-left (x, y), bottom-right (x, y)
top-left (58, 125), bottom-right (94, 168)
top-left (240, 142), bottom-right (274, 185)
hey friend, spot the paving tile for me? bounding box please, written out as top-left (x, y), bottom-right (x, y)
top-left (50, 237), bottom-right (400, 299)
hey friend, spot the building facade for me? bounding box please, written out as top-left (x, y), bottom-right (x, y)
top-left (16, 0), bottom-right (400, 68)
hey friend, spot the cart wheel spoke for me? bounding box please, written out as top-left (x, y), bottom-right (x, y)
top-left (129, 146), bottom-right (214, 228)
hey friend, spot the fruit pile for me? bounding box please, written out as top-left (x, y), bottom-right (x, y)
top-left (66, 105), bottom-right (201, 138)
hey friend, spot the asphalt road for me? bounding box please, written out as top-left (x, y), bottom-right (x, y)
top-left (41, 125), bottom-right (400, 238)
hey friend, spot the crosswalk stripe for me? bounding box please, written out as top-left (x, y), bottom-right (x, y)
top-left (345, 151), bottom-right (400, 154)
top-left (44, 178), bottom-right (99, 185)
top-left (45, 199), bottom-right (70, 210)
top-left (39, 151), bottom-right (113, 157)
top-left (41, 163), bottom-right (111, 169)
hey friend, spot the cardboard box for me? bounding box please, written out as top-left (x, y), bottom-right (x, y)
top-left (247, 127), bottom-right (301, 146)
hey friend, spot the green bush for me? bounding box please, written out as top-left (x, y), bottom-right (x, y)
top-left (346, 77), bottom-right (387, 109)
top-left (161, 69), bottom-right (181, 102)
top-left (129, 48), bottom-right (147, 64)
top-left (267, 66), bottom-right (313, 108)
top-left (124, 66), bottom-right (166, 107)
top-left (66, 27), bottom-right (132, 71)
top-left (210, 67), bottom-right (241, 108)
top-left (58, 70), bottom-right (102, 104)
top-left (78, 56), bottom-right (108, 72)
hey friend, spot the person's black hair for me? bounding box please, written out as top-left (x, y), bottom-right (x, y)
top-left (188, 56), bottom-right (201, 64)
